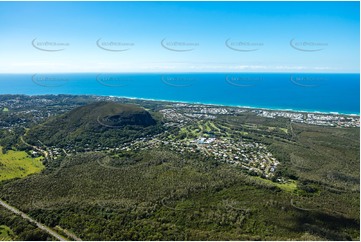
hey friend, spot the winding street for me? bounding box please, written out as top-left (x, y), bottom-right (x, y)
top-left (20, 136), bottom-right (51, 161)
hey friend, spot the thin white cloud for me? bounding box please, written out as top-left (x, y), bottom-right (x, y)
top-left (0, 61), bottom-right (336, 73)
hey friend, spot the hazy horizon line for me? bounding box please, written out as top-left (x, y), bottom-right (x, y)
top-left (0, 72), bottom-right (359, 75)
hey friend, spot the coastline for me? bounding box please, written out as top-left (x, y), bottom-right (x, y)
top-left (5, 93), bottom-right (359, 116)
top-left (101, 94), bottom-right (360, 117)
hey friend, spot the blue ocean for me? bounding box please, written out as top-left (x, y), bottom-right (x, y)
top-left (0, 73), bottom-right (359, 115)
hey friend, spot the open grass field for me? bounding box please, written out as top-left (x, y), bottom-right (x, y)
top-left (252, 176), bottom-right (298, 193)
top-left (0, 225), bottom-right (14, 241)
top-left (0, 147), bottom-right (44, 181)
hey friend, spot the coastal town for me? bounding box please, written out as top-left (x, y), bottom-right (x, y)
top-left (0, 95), bottom-right (359, 129)
top-left (254, 110), bottom-right (360, 128)
top-left (159, 102), bottom-right (360, 128)
top-left (29, 130), bottom-right (281, 179)
top-left (0, 95), bottom-right (359, 180)
top-left (113, 134), bottom-right (280, 179)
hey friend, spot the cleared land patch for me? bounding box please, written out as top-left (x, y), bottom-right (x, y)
top-left (0, 147), bottom-right (44, 181)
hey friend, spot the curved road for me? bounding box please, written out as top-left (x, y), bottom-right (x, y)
top-left (20, 136), bottom-right (50, 161)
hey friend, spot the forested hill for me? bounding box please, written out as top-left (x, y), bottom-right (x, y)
top-left (61, 101), bottom-right (156, 127)
top-left (25, 101), bottom-right (161, 149)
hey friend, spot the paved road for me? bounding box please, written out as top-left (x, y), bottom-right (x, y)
top-left (0, 199), bottom-right (67, 241)
top-left (55, 226), bottom-right (82, 241)
top-left (20, 136), bottom-right (50, 161)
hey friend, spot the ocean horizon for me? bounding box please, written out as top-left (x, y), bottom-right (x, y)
top-left (0, 73), bottom-right (359, 115)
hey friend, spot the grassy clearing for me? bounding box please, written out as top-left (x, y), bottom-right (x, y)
top-left (179, 126), bottom-right (201, 139)
top-left (0, 225), bottom-right (14, 240)
top-left (275, 180), bottom-right (298, 192)
top-left (208, 121), bottom-right (220, 132)
top-left (204, 121), bottom-right (212, 132)
top-left (279, 128), bottom-right (288, 134)
top-left (0, 147), bottom-right (44, 181)
top-left (180, 127), bottom-right (187, 134)
top-left (252, 176), bottom-right (298, 193)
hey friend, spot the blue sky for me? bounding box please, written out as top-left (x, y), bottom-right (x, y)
top-left (0, 1), bottom-right (359, 73)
